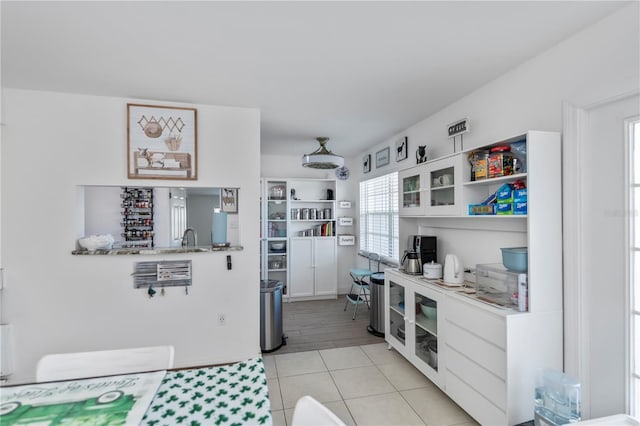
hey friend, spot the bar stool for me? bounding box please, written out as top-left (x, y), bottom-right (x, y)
top-left (344, 253), bottom-right (381, 320)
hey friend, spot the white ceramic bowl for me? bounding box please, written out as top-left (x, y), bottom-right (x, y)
top-left (420, 305), bottom-right (437, 318)
top-left (270, 241), bottom-right (285, 250)
top-left (78, 234), bottom-right (114, 251)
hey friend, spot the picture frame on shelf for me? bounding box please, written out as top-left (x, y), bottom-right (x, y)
top-left (363, 154), bottom-right (371, 173)
top-left (376, 147), bottom-right (390, 168)
top-left (396, 137), bottom-right (408, 161)
top-left (221, 188), bottom-right (238, 213)
top-left (127, 103), bottom-right (197, 180)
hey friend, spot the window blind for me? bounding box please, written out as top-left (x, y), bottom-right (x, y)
top-left (359, 172), bottom-right (399, 262)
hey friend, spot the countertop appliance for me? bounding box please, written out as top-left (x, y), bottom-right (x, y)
top-left (443, 254), bottom-right (464, 284)
top-left (423, 261), bottom-right (443, 279)
top-left (401, 250), bottom-right (422, 275)
top-left (408, 235), bottom-right (437, 265)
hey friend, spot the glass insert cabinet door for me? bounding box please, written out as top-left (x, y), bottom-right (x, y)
top-left (424, 154), bottom-right (462, 216)
top-left (399, 167), bottom-right (426, 216)
top-left (429, 165), bottom-right (455, 209)
top-left (403, 174), bottom-right (421, 207)
top-left (387, 277), bottom-right (441, 381)
top-left (388, 280), bottom-right (407, 349)
top-left (261, 179), bottom-right (288, 294)
top-left (414, 292), bottom-right (438, 372)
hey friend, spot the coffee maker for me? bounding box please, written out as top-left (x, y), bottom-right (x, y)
top-left (408, 235), bottom-right (437, 265)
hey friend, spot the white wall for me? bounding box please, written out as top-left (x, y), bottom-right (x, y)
top-left (1, 89), bottom-right (261, 383)
top-left (351, 4), bottom-right (639, 171)
top-left (84, 186), bottom-right (122, 239)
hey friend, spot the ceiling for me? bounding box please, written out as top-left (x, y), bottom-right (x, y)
top-left (1, 1), bottom-right (628, 157)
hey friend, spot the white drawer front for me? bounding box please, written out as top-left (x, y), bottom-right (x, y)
top-left (446, 371), bottom-right (507, 426)
top-left (446, 298), bottom-right (506, 349)
top-left (445, 347), bottom-right (507, 410)
top-left (445, 321), bottom-right (506, 380)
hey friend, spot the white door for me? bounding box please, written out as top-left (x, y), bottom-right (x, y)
top-left (313, 238), bottom-right (337, 296)
top-left (289, 238), bottom-right (314, 297)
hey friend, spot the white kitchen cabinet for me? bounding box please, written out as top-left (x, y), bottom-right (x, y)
top-left (289, 237), bottom-right (337, 298)
top-left (399, 131), bottom-right (559, 223)
top-left (399, 165), bottom-right (427, 216)
top-left (388, 131), bottom-right (562, 425)
top-left (423, 154), bottom-right (464, 216)
top-left (261, 178), bottom-right (337, 300)
top-left (385, 273), bottom-right (445, 388)
top-left (399, 153), bottom-right (464, 217)
top-left (444, 292), bottom-right (562, 425)
top-left (385, 269), bottom-right (562, 426)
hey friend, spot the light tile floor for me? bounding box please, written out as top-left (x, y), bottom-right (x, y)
top-left (264, 343), bottom-right (480, 426)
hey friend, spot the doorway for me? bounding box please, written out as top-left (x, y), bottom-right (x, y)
top-left (563, 93), bottom-right (640, 418)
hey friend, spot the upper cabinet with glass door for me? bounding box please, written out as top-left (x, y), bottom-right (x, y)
top-left (399, 154), bottom-right (464, 217)
top-left (424, 154), bottom-right (464, 216)
top-left (399, 165), bottom-right (427, 216)
top-left (398, 131), bottom-right (556, 219)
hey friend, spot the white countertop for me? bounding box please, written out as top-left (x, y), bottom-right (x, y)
top-left (385, 267), bottom-right (526, 316)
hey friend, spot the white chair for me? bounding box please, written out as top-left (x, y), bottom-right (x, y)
top-left (36, 345), bottom-right (175, 382)
top-left (291, 395), bottom-right (346, 426)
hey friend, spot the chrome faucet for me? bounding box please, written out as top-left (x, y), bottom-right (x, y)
top-left (181, 228), bottom-right (198, 247)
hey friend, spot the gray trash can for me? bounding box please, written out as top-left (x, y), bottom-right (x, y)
top-left (260, 280), bottom-right (285, 352)
top-left (367, 272), bottom-right (385, 337)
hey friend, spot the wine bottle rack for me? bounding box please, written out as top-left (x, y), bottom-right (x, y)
top-left (121, 187), bottom-right (154, 248)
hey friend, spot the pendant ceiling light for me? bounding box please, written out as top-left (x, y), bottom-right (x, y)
top-left (302, 137), bottom-right (344, 169)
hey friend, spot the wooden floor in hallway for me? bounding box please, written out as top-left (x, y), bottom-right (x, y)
top-left (267, 296), bottom-right (385, 355)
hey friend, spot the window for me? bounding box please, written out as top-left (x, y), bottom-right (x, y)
top-left (629, 118), bottom-right (640, 415)
top-left (359, 172), bottom-right (399, 263)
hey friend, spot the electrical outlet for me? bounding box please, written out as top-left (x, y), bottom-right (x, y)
top-left (218, 313), bottom-right (226, 326)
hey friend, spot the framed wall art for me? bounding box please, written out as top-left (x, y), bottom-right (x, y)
top-left (127, 103), bottom-right (197, 180)
top-left (396, 136), bottom-right (408, 161)
top-left (363, 154), bottom-right (371, 173)
top-left (376, 147), bottom-right (390, 168)
top-left (221, 188), bottom-right (238, 213)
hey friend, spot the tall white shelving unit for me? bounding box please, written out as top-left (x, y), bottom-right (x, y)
top-left (260, 178), bottom-right (337, 300)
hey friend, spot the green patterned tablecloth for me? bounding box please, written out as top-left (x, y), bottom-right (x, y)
top-left (141, 357), bottom-right (272, 426)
